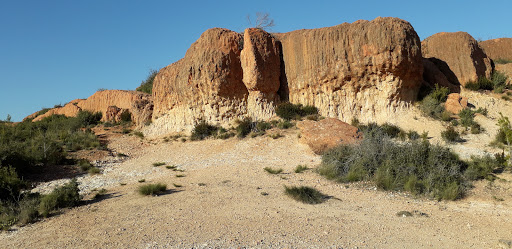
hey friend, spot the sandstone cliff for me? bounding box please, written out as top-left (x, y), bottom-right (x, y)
top-left (148, 17), bottom-right (424, 135)
top-left (30, 90), bottom-right (153, 127)
top-left (275, 17), bottom-right (423, 123)
top-left (422, 32), bottom-right (493, 86)
top-left (479, 38), bottom-right (512, 61)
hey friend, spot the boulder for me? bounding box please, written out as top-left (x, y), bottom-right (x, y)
top-left (240, 28), bottom-right (281, 119)
top-left (422, 32), bottom-right (493, 86)
top-left (479, 38), bottom-right (512, 62)
top-left (275, 17), bottom-right (423, 124)
top-left (150, 28), bottom-right (247, 134)
top-left (297, 118), bottom-right (362, 154)
top-left (445, 93), bottom-right (468, 114)
top-left (422, 58), bottom-right (460, 93)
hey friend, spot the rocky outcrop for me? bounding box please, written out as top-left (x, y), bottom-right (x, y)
top-left (240, 28), bottom-right (281, 119)
top-left (479, 38), bottom-right (512, 61)
top-left (422, 32), bottom-right (493, 86)
top-left (150, 28), bottom-right (247, 134)
top-left (445, 93), bottom-right (468, 114)
top-left (422, 58), bottom-right (460, 93)
top-left (29, 90), bottom-right (153, 127)
top-left (297, 118), bottom-right (362, 154)
top-left (275, 17), bottom-right (423, 124)
top-left (496, 63), bottom-right (512, 84)
top-left (149, 17), bottom-right (424, 135)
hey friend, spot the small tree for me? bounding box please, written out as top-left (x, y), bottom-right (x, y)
top-left (497, 113), bottom-right (512, 166)
top-left (247, 12), bottom-right (275, 30)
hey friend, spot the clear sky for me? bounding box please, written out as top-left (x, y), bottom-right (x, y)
top-left (1, 0), bottom-right (511, 121)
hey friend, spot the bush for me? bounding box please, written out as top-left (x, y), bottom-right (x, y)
top-left (137, 183), bottom-right (167, 196)
top-left (191, 121), bottom-right (219, 140)
top-left (76, 111), bottom-right (102, 127)
top-left (294, 165), bottom-right (309, 173)
top-left (264, 167), bottom-right (283, 174)
top-left (464, 155), bottom-right (502, 181)
top-left (465, 72), bottom-right (509, 92)
top-left (39, 179), bottom-right (80, 217)
top-left (78, 159), bottom-right (92, 172)
top-left (284, 186), bottom-right (325, 204)
top-left (0, 166), bottom-right (26, 201)
top-left (441, 126), bottom-right (460, 143)
top-left (459, 108), bottom-right (476, 128)
top-left (419, 85), bottom-right (450, 119)
top-left (277, 120), bottom-right (293, 129)
top-left (119, 110), bottom-right (132, 123)
top-left (136, 69), bottom-right (158, 94)
top-left (275, 103), bottom-right (318, 120)
top-left (235, 117), bottom-right (253, 138)
top-left (318, 129), bottom-right (469, 200)
top-left (407, 131), bottom-right (420, 140)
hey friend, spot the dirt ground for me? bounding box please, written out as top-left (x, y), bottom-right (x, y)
top-left (2, 123), bottom-right (512, 248)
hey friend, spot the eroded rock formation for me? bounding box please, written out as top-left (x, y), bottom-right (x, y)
top-left (149, 17), bottom-right (424, 135)
top-left (479, 38), bottom-right (512, 61)
top-left (275, 17), bottom-right (423, 123)
top-left (29, 90), bottom-right (153, 127)
top-left (445, 93), bottom-right (468, 114)
top-left (496, 63), bottom-right (512, 84)
top-left (422, 32), bottom-right (493, 86)
top-left (422, 58), bottom-right (460, 93)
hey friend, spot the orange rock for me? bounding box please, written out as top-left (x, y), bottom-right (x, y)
top-left (496, 63), bottom-right (512, 84)
top-left (297, 118), bottom-right (362, 155)
top-left (445, 93), bottom-right (468, 114)
top-left (240, 28), bottom-right (281, 119)
top-left (422, 32), bottom-right (493, 86)
top-left (479, 38), bottom-right (512, 61)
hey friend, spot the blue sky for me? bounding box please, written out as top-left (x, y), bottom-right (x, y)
top-left (1, 0), bottom-right (511, 121)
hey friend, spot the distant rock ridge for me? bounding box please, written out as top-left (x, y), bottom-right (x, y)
top-left (146, 17), bottom-right (424, 136)
top-left (479, 38), bottom-right (512, 61)
top-left (27, 90), bottom-right (153, 127)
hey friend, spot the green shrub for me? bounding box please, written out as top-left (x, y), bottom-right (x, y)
top-left (136, 69), bottom-right (158, 94)
top-left (0, 166), bottom-right (26, 201)
top-left (119, 110), bottom-right (132, 123)
top-left (264, 167), bottom-right (283, 174)
top-left (17, 196), bottom-right (40, 225)
top-left (318, 129), bottom-right (468, 200)
top-left (39, 179), bottom-right (80, 217)
top-left (275, 103), bottom-right (318, 120)
top-left (459, 108), bottom-right (476, 128)
top-left (277, 120), bottom-right (293, 129)
top-left (255, 121), bottom-right (272, 132)
top-left (294, 165), bottom-right (309, 173)
top-left (133, 131), bottom-right (144, 139)
top-left (464, 155), bottom-right (502, 181)
top-left (495, 58), bottom-right (512, 64)
top-left (465, 72), bottom-right (509, 92)
top-left (284, 186), bottom-right (325, 204)
top-left (152, 162), bottom-right (166, 167)
top-left (235, 117), bottom-right (253, 138)
top-left (407, 131), bottom-right (420, 140)
top-left (441, 126), bottom-right (460, 143)
top-left (419, 85), bottom-right (449, 119)
top-left (88, 167), bottom-right (101, 175)
top-left (78, 159), bottom-right (92, 171)
top-left (76, 111), bottom-right (102, 127)
top-left (191, 121), bottom-right (219, 140)
top-left (137, 183), bottom-right (167, 196)
top-left (470, 123), bottom-right (482, 134)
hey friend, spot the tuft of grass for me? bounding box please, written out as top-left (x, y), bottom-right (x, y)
top-left (294, 165), bottom-right (309, 173)
top-left (173, 183), bottom-right (182, 188)
top-left (277, 120), bottom-right (293, 129)
top-left (269, 133), bottom-right (284, 139)
top-left (93, 188), bottom-right (107, 199)
top-left (494, 58), bottom-right (512, 64)
top-left (165, 165), bottom-right (177, 169)
top-left (152, 162), bottom-right (166, 167)
top-left (133, 131), bottom-right (144, 138)
top-left (88, 167), bottom-right (101, 175)
top-left (78, 159), bottom-right (92, 172)
top-left (276, 103), bottom-right (318, 120)
top-left (197, 183), bottom-right (207, 186)
top-left (441, 126), bottom-right (460, 143)
top-left (191, 121), bottom-right (219, 140)
top-left (284, 186), bottom-right (326, 204)
top-left (138, 179), bottom-right (146, 183)
top-left (175, 174), bottom-right (186, 178)
top-left (137, 183), bottom-right (167, 196)
top-left (264, 167), bottom-right (283, 174)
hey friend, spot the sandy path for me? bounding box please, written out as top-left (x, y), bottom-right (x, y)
top-left (1, 128), bottom-right (512, 248)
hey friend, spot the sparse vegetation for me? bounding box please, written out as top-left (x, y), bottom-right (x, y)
top-left (175, 174), bottom-right (186, 178)
top-left (441, 126), bottom-right (460, 143)
top-left (275, 102), bottom-right (318, 120)
top-left (152, 162), bottom-right (166, 167)
top-left (494, 58), bottom-right (512, 64)
top-left (173, 183), bottom-right (182, 188)
top-left (133, 131), bottom-right (144, 139)
top-left (418, 85), bottom-right (449, 120)
top-left (284, 186), bottom-right (326, 204)
top-left (38, 179), bottom-right (80, 218)
top-left (136, 69), bottom-right (158, 94)
top-left (191, 121), bottom-right (219, 140)
top-left (137, 183), bottom-right (167, 196)
top-left (465, 71), bottom-right (509, 93)
top-left (318, 126), bottom-right (503, 200)
top-left (294, 165), bottom-right (309, 173)
top-left (88, 166), bottom-right (101, 175)
top-left (138, 179), bottom-right (146, 183)
top-left (264, 167), bottom-right (283, 174)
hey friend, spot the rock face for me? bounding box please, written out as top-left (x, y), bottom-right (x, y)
top-left (150, 28), bottom-right (247, 134)
top-left (149, 17), bottom-right (424, 135)
top-left (297, 118), bottom-right (362, 154)
top-left (275, 17), bottom-right (423, 123)
top-left (30, 90), bottom-right (153, 127)
top-left (240, 28), bottom-right (281, 119)
top-left (496, 63), bottom-right (512, 84)
top-left (479, 38), bottom-right (512, 61)
top-left (422, 32), bottom-right (493, 86)
top-left (445, 93), bottom-right (468, 114)
top-left (422, 58), bottom-right (460, 93)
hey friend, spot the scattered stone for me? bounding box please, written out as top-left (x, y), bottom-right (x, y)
top-left (297, 118), bottom-right (362, 154)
